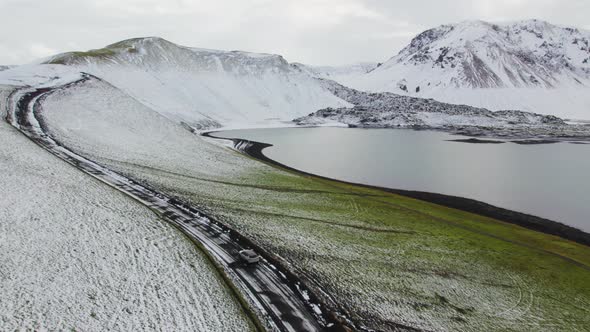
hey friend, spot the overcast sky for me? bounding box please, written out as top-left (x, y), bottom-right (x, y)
top-left (0, 0), bottom-right (588, 66)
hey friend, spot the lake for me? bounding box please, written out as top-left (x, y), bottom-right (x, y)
top-left (215, 127), bottom-right (590, 232)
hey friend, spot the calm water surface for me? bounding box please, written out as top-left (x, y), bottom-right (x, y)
top-left (216, 127), bottom-right (590, 232)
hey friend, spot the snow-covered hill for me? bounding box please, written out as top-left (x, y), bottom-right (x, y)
top-left (43, 37), bottom-right (349, 129)
top-left (344, 20), bottom-right (590, 120)
top-left (0, 84), bottom-right (254, 331)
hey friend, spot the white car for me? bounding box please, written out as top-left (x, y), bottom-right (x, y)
top-left (239, 249), bottom-right (261, 264)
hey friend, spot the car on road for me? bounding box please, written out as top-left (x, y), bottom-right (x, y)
top-left (239, 249), bottom-right (261, 264)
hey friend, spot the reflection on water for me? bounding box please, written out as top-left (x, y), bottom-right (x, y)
top-left (216, 127), bottom-right (590, 232)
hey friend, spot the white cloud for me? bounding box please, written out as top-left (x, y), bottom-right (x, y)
top-left (366, 30), bottom-right (421, 40)
top-left (284, 0), bottom-right (386, 25)
top-left (91, 0), bottom-right (196, 15)
top-left (29, 43), bottom-right (58, 59)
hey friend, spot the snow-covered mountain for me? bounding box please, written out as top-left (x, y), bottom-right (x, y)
top-left (42, 37), bottom-right (349, 129)
top-left (2, 28), bottom-right (589, 129)
top-left (343, 20), bottom-right (590, 120)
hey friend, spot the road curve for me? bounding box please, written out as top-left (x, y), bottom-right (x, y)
top-left (5, 79), bottom-right (339, 332)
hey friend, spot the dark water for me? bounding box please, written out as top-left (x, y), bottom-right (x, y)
top-left (216, 127), bottom-right (590, 232)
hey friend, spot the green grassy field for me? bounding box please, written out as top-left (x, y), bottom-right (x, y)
top-left (109, 149), bottom-right (590, 331)
top-left (40, 83), bottom-right (589, 330)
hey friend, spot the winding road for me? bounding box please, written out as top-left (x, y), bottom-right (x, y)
top-left (5, 78), bottom-right (336, 332)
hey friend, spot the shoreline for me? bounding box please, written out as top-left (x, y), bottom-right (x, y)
top-left (203, 131), bottom-right (590, 247)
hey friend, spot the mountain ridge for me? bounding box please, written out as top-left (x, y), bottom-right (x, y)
top-left (312, 19), bottom-right (590, 119)
top-left (377, 19), bottom-right (590, 89)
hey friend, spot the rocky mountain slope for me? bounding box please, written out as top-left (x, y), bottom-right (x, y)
top-left (335, 20), bottom-right (590, 120)
top-left (42, 37), bottom-right (349, 129)
top-left (295, 79), bottom-right (590, 139)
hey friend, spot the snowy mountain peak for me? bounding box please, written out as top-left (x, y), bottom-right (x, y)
top-left (376, 19), bottom-right (590, 90)
top-left (334, 20), bottom-right (590, 119)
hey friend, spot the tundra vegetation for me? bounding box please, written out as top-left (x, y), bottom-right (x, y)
top-left (41, 79), bottom-right (590, 331)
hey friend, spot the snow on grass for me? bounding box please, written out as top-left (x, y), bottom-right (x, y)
top-left (209, 171), bottom-right (590, 331)
top-left (39, 79), bottom-right (590, 331)
top-left (0, 85), bottom-right (254, 331)
top-left (41, 78), bottom-right (250, 181)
